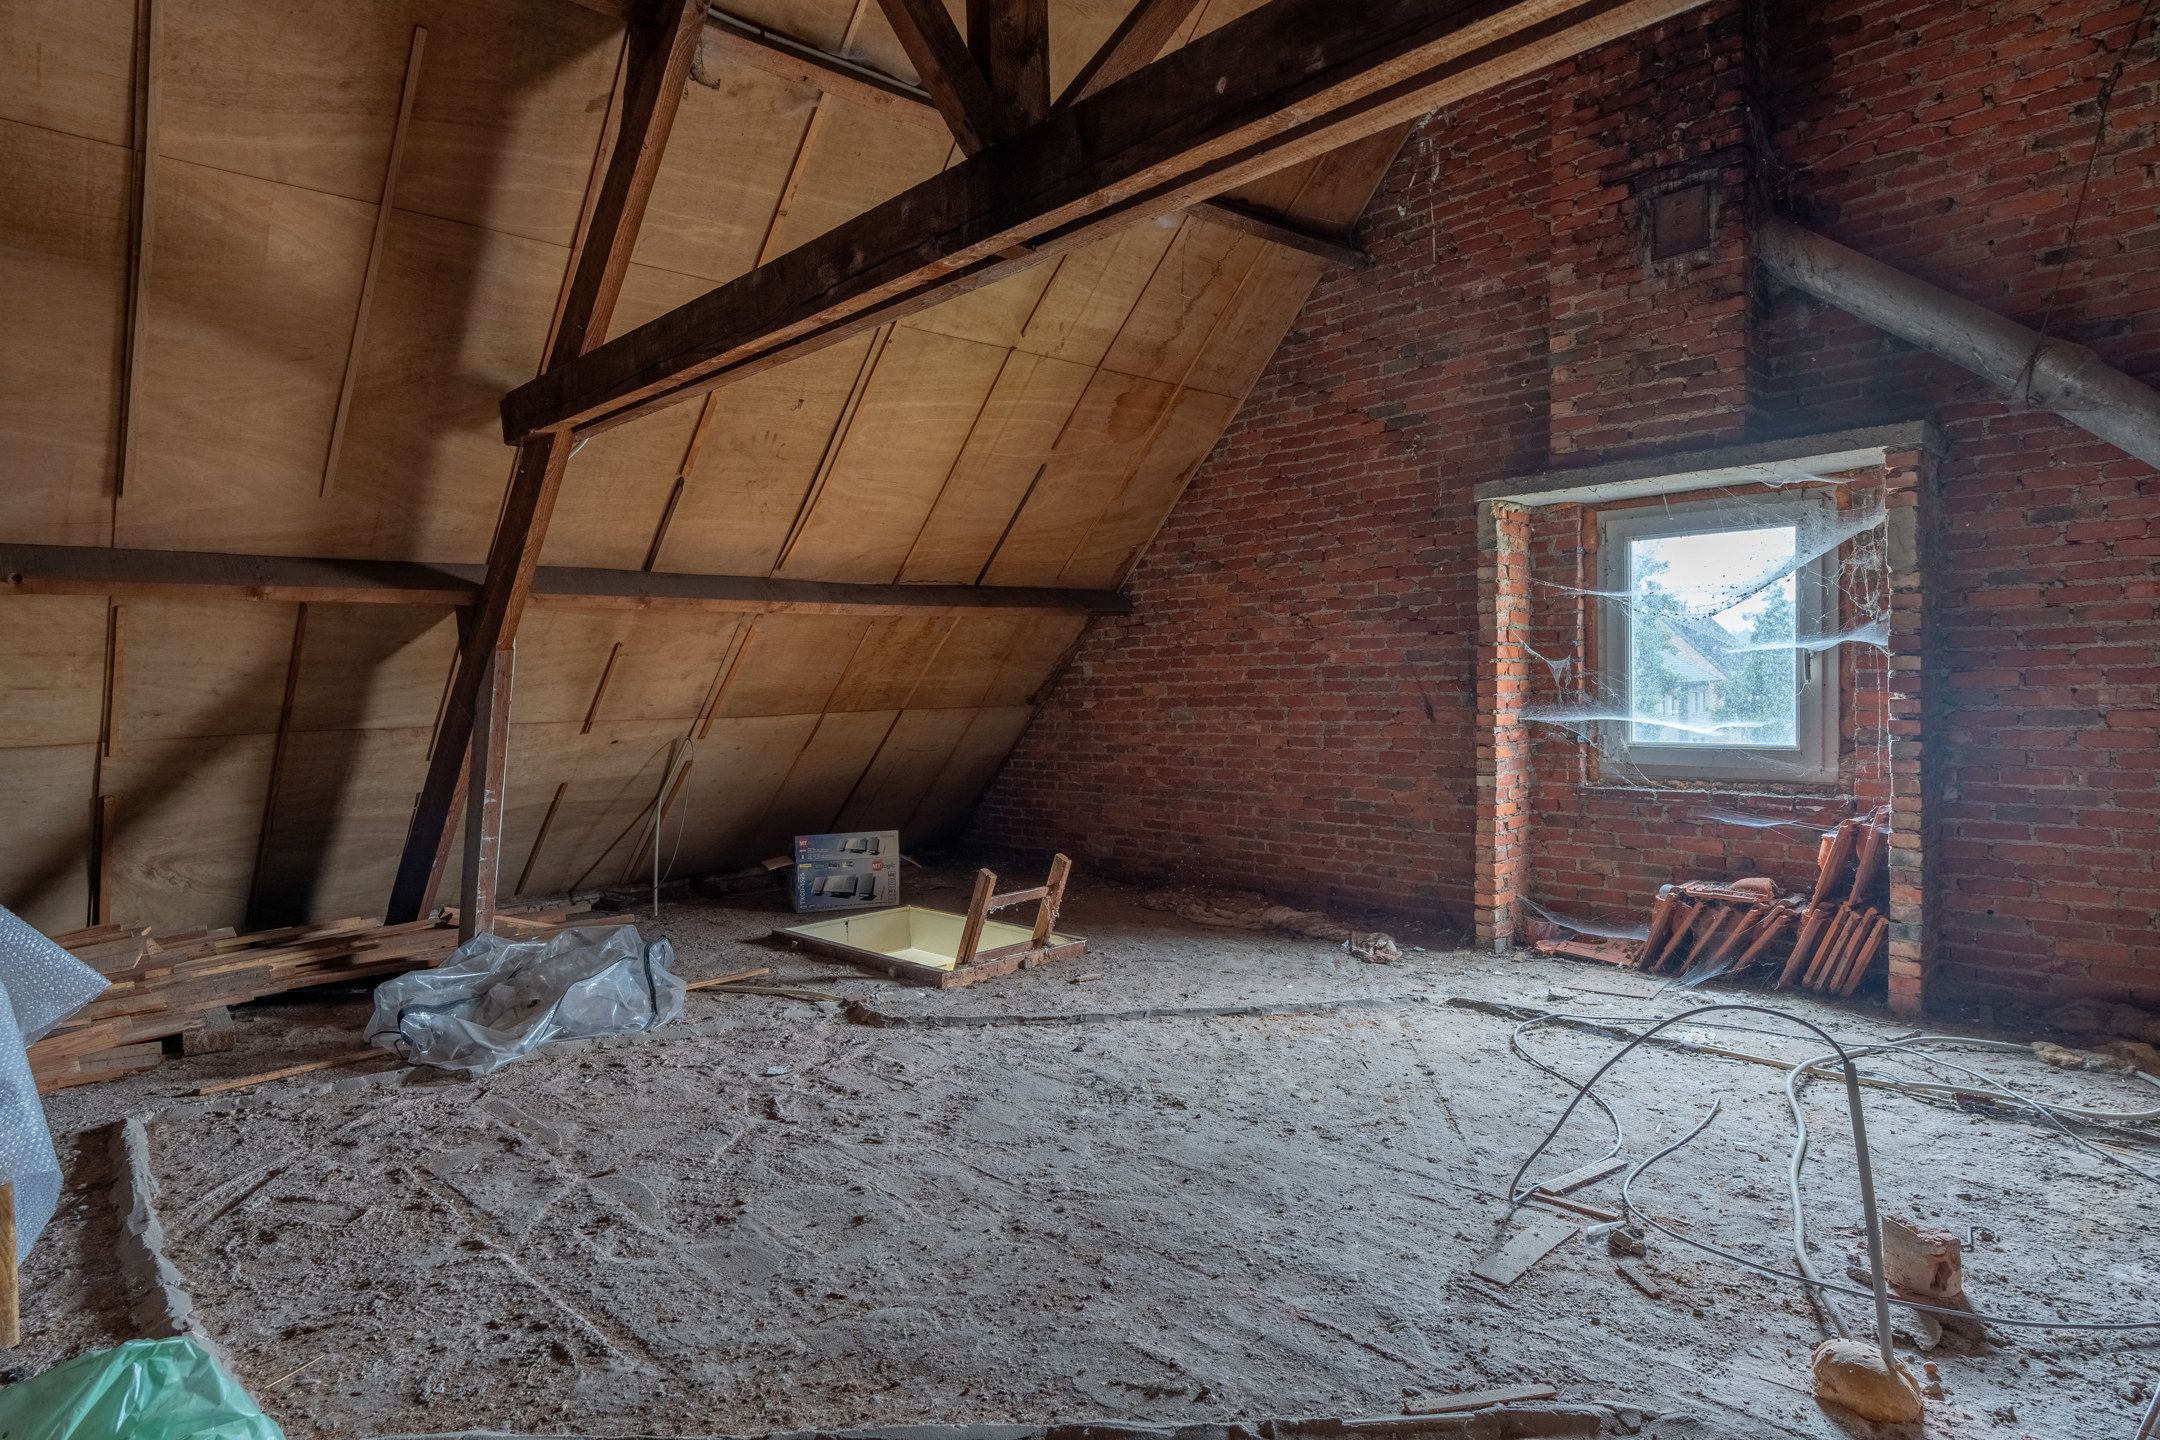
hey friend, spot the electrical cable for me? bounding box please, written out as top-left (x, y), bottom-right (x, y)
top-left (1506, 1002), bottom-right (1901, 1374)
top-left (1507, 1005), bottom-right (2160, 1343)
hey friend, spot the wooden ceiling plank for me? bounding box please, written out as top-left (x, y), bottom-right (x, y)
top-left (1056, 0), bottom-right (1205, 106)
top-left (872, 0), bottom-right (1010, 153)
top-left (504, 0), bottom-right (1703, 442)
top-left (384, 0), bottom-right (708, 924)
top-left (322, 26), bottom-right (427, 498)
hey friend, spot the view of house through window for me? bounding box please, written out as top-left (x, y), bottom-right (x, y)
top-left (1625, 524), bottom-right (1800, 747)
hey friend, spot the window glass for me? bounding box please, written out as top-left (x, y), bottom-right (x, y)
top-left (1626, 525), bottom-right (1799, 748)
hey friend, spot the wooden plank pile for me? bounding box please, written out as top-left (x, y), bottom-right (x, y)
top-left (30, 903), bottom-right (598, 1093)
top-left (1535, 808), bottom-right (1892, 998)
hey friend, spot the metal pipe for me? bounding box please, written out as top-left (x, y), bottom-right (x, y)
top-left (1757, 216), bottom-right (2160, 470)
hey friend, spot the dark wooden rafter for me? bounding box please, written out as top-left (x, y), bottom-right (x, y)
top-left (505, 0), bottom-right (1707, 444)
top-left (384, 0), bottom-right (707, 925)
top-left (969, 0), bottom-right (1050, 127)
top-left (696, 6), bottom-right (1364, 266)
top-left (0, 542), bottom-right (1131, 616)
top-left (874, 0), bottom-right (1013, 151)
top-left (1058, 0), bottom-right (1206, 105)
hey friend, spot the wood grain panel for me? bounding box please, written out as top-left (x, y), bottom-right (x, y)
top-left (286, 605), bottom-right (458, 732)
top-left (0, 597), bottom-right (109, 748)
top-left (112, 158), bottom-right (374, 554)
top-left (113, 599), bottom-right (299, 742)
top-left (158, 0), bottom-right (418, 201)
top-left (0, 119), bottom-right (131, 544)
top-left (395, 0), bottom-right (619, 249)
top-left (501, 717), bottom-right (684, 895)
top-left (514, 610), bottom-right (745, 726)
top-left (1055, 383), bottom-right (1237, 587)
top-left (659, 711), bottom-right (827, 876)
top-left (253, 723), bottom-right (433, 923)
top-left (101, 733), bottom-right (276, 931)
top-left (654, 333), bottom-right (877, 575)
top-left (760, 93), bottom-right (950, 257)
top-left (637, 62), bottom-right (815, 284)
top-left (324, 208), bottom-right (566, 562)
top-left (906, 702), bottom-right (1033, 837)
top-left (832, 705), bottom-right (974, 831)
top-left (977, 367), bottom-right (1174, 585)
top-left (774, 325), bottom-right (1011, 582)
top-left (711, 612), bottom-right (874, 718)
top-left (0, 0), bottom-right (136, 144)
top-left (0, 744), bottom-right (97, 932)
top-left (897, 349), bottom-right (1092, 582)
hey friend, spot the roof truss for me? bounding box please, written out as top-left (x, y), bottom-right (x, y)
top-left (502, 0), bottom-right (1708, 445)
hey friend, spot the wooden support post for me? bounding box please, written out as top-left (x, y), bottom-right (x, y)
top-left (458, 647), bottom-right (514, 943)
top-left (955, 867), bottom-right (996, 968)
top-left (968, 0), bottom-right (1049, 128)
top-left (1030, 852), bottom-right (1070, 947)
top-left (385, 0), bottom-right (705, 924)
top-left (0, 1181), bottom-right (17, 1348)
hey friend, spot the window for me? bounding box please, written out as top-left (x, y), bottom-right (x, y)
top-left (1595, 494), bottom-right (1838, 783)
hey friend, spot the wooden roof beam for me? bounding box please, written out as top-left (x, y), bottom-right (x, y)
top-left (387, 0), bottom-right (706, 924)
top-left (505, 0), bottom-right (1708, 445)
top-left (874, 0), bottom-right (1013, 151)
top-left (696, 6), bottom-right (1364, 267)
top-left (0, 543), bottom-right (1132, 617)
top-left (970, 0), bottom-right (1050, 129)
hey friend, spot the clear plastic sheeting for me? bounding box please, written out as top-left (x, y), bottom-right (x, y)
top-left (366, 924), bottom-right (684, 1076)
top-left (0, 906), bottom-right (109, 1261)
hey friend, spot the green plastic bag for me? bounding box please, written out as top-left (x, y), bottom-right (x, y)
top-left (0, 1338), bottom-right (284, 1440)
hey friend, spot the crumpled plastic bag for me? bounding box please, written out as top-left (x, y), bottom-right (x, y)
top-left (0, 1336), bottom-right (284, 1440)
top-left (366, 924), bottom-right (683, 1075)
top-left (0, 907), bottom-right (109, 1260)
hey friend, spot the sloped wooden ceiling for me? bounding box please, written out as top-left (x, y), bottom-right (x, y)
top-left (0, 0), bottom-right (1403, 935)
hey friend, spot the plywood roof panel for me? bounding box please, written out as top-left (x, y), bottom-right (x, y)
top-left (0, 0), bottom-right (1405, 934)
top-left (0, 120), bottom-right (132, 545)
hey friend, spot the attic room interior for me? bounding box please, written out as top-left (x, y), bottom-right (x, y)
top-left (2, 0), bottom-right (2158, 1435)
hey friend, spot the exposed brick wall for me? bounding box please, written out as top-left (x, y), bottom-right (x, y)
top-left (1753, 0), bottom-right (2160, 1008)
top-left (971, 73), bottom-right (1555, 920)
top-left (975, 0), bottom-right (2160, 1010)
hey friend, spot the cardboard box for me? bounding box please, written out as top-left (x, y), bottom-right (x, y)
top-left (790, 831), bottom-right (900, 912)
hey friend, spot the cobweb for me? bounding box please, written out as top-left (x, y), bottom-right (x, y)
top-left (1515, 472), bottom-right (1894, 940)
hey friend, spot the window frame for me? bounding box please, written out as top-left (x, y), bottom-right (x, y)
top-left (1593, 491), bottom-right (1840, 785)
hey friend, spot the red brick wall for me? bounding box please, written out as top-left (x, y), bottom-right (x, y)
top-left (970, 71), bottom-right (1555, 920)
top-left (974, 0), bottom-right (2160, 1009)
top-left (1752, 0), bottom-right (2160, 1007)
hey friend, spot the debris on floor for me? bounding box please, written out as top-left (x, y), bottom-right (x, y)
top-left (1810, 1338), bottom-right (1925, 1423)
top-left (1142, 886), bottom-right (1400, 962)
top-left (1536, 809), bottom-right (1890, 996)
top-left (33, 902), bottom-right (607, 1092)
top-left (366, 924), bottom-right (684, 1075)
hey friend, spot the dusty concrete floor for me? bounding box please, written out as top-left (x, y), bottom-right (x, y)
top-left (17, 862), bottom-right (2160, 1439)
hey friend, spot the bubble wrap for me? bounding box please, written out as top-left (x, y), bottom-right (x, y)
top-left (0, 907), bottom-right (110, 1261)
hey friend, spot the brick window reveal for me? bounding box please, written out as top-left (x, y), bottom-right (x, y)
top-left (1476, 429), bottom-right (1939, 1012)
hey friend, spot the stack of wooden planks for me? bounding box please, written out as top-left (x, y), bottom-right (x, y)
top-left (31, 903), bottom-right (598, 1093)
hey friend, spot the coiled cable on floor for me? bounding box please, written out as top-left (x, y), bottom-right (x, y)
top-left (1506, 1004), bottom-right (2160, 1341)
